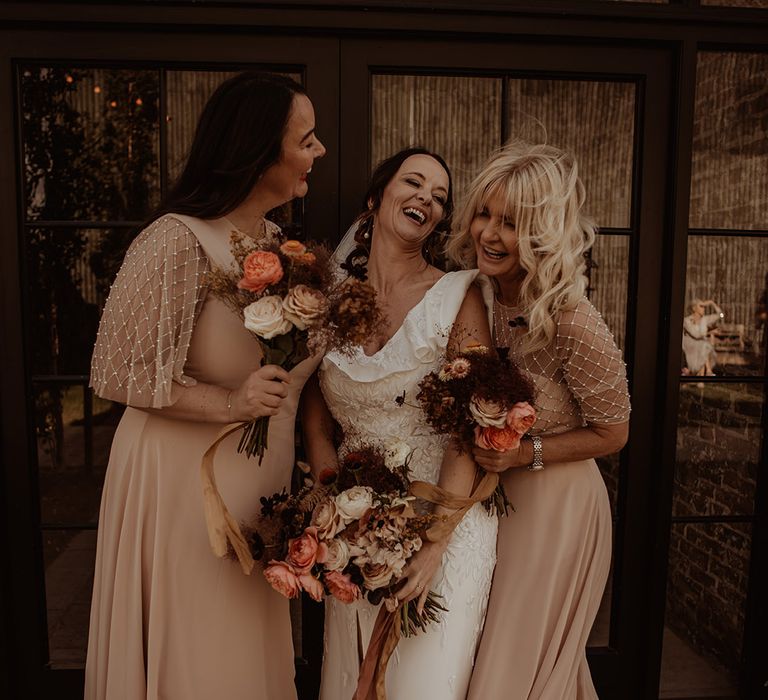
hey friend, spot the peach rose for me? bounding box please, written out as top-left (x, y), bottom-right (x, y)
top-left (361, 561), bottom-right (395, 591)
top-left (324, 570), bottom-right (361, 604)
top-left (298, 574), bottom-right (325, 602)
top-left (263, 560), bottom-right (300, 598)
top-left (474, 424), bottom-right (523, 452)
top-left (506, 402), bottom-right (536, 434)
top-left (237, 250), bottom-right (283, 293)
top-left (287, 527), bottom-right (328, 574)
top-left (469, 396), bottom-right (508, 428)
top-left (279, 240), bottom-right (307, 257)
top-left (282, 285), bottom-right (329, 330)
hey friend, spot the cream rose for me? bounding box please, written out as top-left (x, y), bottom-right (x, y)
top-left (311, 500), bottom-right (345, 539)
top-left (384, 440), bottom-right (411, 470)
top-left (335, 486), bottom-right (374, 521)
top-left (323, 538), bottom-right (351, 571)
top-left (282, 284), bottom-right (329, 330)
top-left (469, 395), bottom-right (508, 428)
top-left (243, 296), bottom-right (293, 339)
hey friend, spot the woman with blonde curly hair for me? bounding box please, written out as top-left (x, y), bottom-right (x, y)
top-left (446, 142), bottom-right (631, 699)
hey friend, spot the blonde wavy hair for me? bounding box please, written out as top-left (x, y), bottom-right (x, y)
top-left (445, 141), bottom-right (596, 353)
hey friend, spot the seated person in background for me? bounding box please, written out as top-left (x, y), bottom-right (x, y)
top-left (682, 298), bottom-right (724, 376)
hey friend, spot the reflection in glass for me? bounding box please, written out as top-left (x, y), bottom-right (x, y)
top-left (589, 234), bottom-right (629, 353)
top-left (683, 236), bottom-right (767, 376)
top-left (660, 522), bottom-right (750, 697)
top-left (44, 528), bottom-right (97, 667)
top-left (507, 79), bottom-right (635, 228)
top-left (21, 66), bottom-right (160, 222)
top-left (371, 74), bottom-right (502, 203)
top-left (690, 52), bottom-right (768, 230)
top-left (674, 383), bottom-right (761, 518)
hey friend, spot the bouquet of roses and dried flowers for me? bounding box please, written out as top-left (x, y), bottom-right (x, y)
top-left (416, 344), bottom-right (537, 514)
top-left (206, 229), bottom-right (383, 462)
top-left (240, 443), bottom-right (446, 637)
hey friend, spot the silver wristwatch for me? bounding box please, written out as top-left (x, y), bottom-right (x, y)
top-left (528, 435), bottom-right (544, 471)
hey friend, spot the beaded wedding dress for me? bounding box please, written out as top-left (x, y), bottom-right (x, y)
top-left (317, 269), bottom-right (498, 699)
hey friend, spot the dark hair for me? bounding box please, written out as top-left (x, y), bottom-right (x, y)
top-left (156, 71), bottom-right (306, 219)
top-left (342, 147), bottom-right (454, 279)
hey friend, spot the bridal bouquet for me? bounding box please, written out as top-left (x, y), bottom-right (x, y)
top-left (207, 229), bottom-right (382, 462)
top-left (416, 344), bottom-right (537, 512)
top-left (242, 444), bottom-right (446, 635)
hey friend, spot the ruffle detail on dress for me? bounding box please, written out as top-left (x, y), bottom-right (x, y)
top-left (321, 270), bottom-right (479, 383)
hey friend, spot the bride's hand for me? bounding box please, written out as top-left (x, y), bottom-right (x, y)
top-left (230, 365), bottom-right (291, 420)
top-left (473, 440), bottom-right (531, 473)
top-left (396, 539), bottom-right (448, 614)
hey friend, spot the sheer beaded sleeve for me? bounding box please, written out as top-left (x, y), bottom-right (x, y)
top-left (555, 298), bottom-right (631, 424)
top-left (90, 215), bottom-right (209, 408)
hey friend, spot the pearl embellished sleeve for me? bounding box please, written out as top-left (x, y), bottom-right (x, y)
top-left (555, 297), bottom-right (631, 424)
top-left (90, 215), bottom-right (209, 408)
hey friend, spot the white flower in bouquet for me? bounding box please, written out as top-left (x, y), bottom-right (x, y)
top-left (282, 284), bottom-right (329, 330)
top-left (384, 440), bottom-right (411, 470)
top-left (311, 500), bottom-right (345, 539)
top-left (468, 395), bottom-right (508, 428)
top-left (323, 538), bottom-right (351, 571)
top-left (243, 296), bottom-right (293, 339)
top-left (335, 486), bottom-right (374, 521)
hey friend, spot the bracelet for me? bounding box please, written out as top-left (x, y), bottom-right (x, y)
top-left (226, 390), bottom-right (233, 420)
top-left (528, 435), bottom-right (544, 471)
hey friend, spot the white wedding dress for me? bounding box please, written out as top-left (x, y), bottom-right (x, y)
top-left (317, 269), bottom-right (498, 699)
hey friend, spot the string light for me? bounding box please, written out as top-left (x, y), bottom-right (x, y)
top-left (135, 98), bottom-right (143, 106)
top-left (65, 75), bottom-right (73, 84)
top-left (109, 100), bottom-right (117, 108)
top-left (93, 85), bottom-right (101, 94)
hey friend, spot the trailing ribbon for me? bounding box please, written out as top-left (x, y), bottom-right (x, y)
top-left (352, 470), bottom-right (499, 700)
top-left (200, 421), bottom-right (255, 575)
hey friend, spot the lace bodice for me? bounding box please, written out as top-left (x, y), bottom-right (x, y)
top-left (318, 270), bottom-right (479, 484)
top-left (490, 291), bottom-right (631, 436)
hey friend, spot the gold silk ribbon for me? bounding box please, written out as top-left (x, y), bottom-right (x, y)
top-left (352, 470), bottom-right (499, 700)
top-left (200, 421), bottom-right (255, 576)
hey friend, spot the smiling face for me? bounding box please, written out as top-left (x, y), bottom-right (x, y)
top-left (470, 188), bottom-right (524, 285)
top-left (374, 154), bottom-right (450, 247)
top-left (258, 93), bottom-right (326, 205)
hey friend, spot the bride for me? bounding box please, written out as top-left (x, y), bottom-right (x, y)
top-left (302, 148), bottom-right (497, 698)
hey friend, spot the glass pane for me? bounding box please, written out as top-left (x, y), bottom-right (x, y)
top-left (21, 66), bottom-right (160, 222)
top-left (675, 382), bottom-right (761, 517)
top-left (507, 79), bottom-right (635, 228)
top-left (26, 228), bottom-right (131, 376)
top-left (34, 381), bottom-right (119, 523)
top-left (690, 52), bottom-right (768, 230)
top-left (371, 74), bottom-right (502, 204)
top-left (660, 522), bottom-right (750, 698)
top-left (589, 233), bottom-right (629, 353)
top-left (44, 528), bottom-right (97, 667)
top-left (682, 236), bottom-right (768, 377)
top-left (166, 70), bottom-right (304, 234)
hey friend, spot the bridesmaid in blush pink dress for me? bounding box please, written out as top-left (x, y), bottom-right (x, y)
top-left (446, 142), bottom-right (631, 699)
top-left (85, 72), bottom-right (326, 700)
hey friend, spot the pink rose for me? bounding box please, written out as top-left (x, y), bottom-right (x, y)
top-left (506, 402), bottom-right (536, 434)
top-left (474, 424), bottom-right (523, 452)
top-left (237, 250), bottom-right (283, 293)
top-left (263, 561), bottom-right (300, 599)
top-left (298, 574), bottom-right (325, 602)
top-left (287, 526), bottom-right (328, 574)
top-left (324, 570), bottom-right (361, 604)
